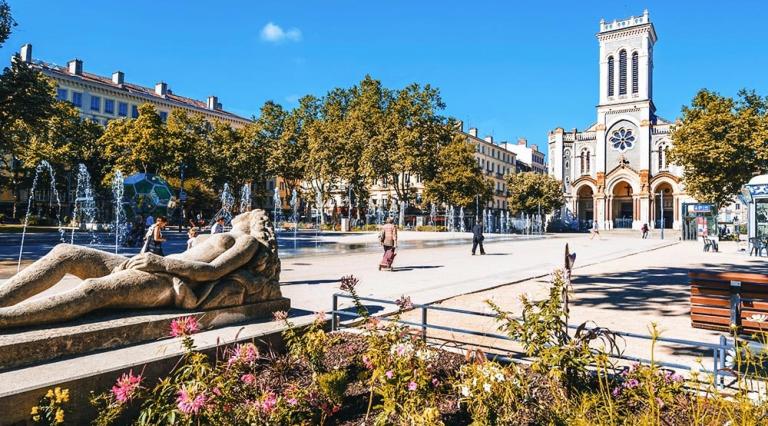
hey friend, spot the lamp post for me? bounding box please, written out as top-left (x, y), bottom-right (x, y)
top-left (658, 189), bottom-right (665, 240)
top-left (178, 162), bottom-right (186, 232)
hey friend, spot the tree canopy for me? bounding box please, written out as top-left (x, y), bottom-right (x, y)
top-left (424, 130), bottom-right (493, 207)
top-left (669, 89), bottom-right (768, 208)
top-left (506, 172), bottom-right (564, 215)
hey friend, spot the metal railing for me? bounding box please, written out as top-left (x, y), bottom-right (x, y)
top-left (330, 293), bottom-right (746, 388)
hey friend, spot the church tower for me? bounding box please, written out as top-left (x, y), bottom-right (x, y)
top-left (597, 9), bottom-right (656, 109)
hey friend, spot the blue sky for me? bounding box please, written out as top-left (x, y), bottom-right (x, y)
top-left (2, 0), bottom-right (767, 147)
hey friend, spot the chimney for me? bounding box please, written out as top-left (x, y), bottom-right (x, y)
top-left (468, 127), bottom-right (478, 137)
top-left (67, 59), bottom-right (83, 75)
top-left (484, 136), bottom-right (493, 143)
top-left (155, 82), bottom-right (168, 96)
top-left (531, 144), bottom-right (539, 152)
top-left (19, 44), bottom-right (32, 63)
top-left (517, 137), bottom-right (528, 146)
top-left (455, 120), bottom-right (464, 132)
top-left (112, 71), bottom-right (124, 85)
top-left (207, 95), bottom-right (219, 110)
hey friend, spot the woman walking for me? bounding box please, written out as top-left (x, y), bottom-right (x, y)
top-left (379, 218), bottom-right (398, 271)
top-left (142, 216), bottom-right (168, 256)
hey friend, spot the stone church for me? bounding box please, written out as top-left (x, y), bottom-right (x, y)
top-left (548, 10), bottom-right (693, 231)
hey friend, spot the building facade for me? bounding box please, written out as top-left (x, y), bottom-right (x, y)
top-left (500, 138), bottom-right (546, 174)
top-left (547, 10), bottom-right (692, 231)
top-left (364, 125), bottom-right (516, 213)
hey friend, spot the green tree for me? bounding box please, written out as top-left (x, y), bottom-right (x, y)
top-left (362, 83), bottom-right (449, 206)
top-left (506, 172), bottom-right (564, 215)
top-left (303, 91), bottom-right (347, 224)
top-left (166, 109), bottom-right (211, 181)
top-left (669, 89), bottom-right (768, 207)
top-left (99, 103), bottom-right (170, 180)
top-left (424, 130), bottom-right (493, 207)
top-left (0, 0), bottom-right (15, 48)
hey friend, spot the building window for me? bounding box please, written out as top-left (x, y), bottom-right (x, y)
top-left (619, 50), bottom-right (627, 95)
top-left (658, 143), bottom-right (669, 170)
top-left (104, 99), bottom-right (115, 115)
top-left (607, 56), bottom-right (614, 97)
top-left (610, 128), bottom-right (635, 152)
top-left (159, 111), bottom-right (168, 122)
top-left (580, 149), bottom-right (591, 174)
top-left (631, 52), bottom-right (639, 94)
top-left (131, 105), bottom-right (139, 118)
top-left (72, 91), bottom-right (83, 107)
top-left (90, 95), bottom-right (101, 112)
top-left (56, 88), bottom-right (68, 101)
top-left (118, 102), bottom-right (128, 117)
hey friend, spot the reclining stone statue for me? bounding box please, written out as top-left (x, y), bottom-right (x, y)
top-left (0, 209), bottom-right (282, 329)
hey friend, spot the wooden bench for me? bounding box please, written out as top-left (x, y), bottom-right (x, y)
top-left (690, 271), bottom-right (768, 334)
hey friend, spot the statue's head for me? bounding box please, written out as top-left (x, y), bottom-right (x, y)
top-left (231, 210), bottom-right (275, 240)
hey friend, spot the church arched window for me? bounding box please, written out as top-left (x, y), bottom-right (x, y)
top-left (658, 142), bottom-right (669, 170)
top-left (631, 52), bottom-right (639, 94)
top-left (619, 50), bottom-right (627, 95)
top-left (607, 56), bottom-right (614, 97)
top-left (580, 148), bottom-right (590, 174)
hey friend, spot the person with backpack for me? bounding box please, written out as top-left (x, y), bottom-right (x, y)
top-left (379, 218), bottom-right (398, 271)
top-left (141, 216), bottom-right (168, 256)
top-left (641, 223), bottom-right (649, 239)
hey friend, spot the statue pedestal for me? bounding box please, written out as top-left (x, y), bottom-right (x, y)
top-left (0, 298), bottom-right (290, 371)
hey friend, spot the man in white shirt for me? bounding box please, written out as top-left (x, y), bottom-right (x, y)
top-left (211, 217), bottom-right (225, 234)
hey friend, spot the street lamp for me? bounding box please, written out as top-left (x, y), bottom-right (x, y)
top-left (178, 162), bottom-right (187, 232)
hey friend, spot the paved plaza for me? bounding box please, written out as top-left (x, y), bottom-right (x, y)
top-left (2, 230), bottom-right (764, 371)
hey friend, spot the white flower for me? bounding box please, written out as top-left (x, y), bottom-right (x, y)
top-left (725, 348), bottom-right (737, 368)
top-left (690, 363), bottom-right (702, 374)
top-left (461, 386), bottom-right (471, 397)
top-left (494, 373), bottom-right (505, 382)
top-left (483, 383), bottom-right (492, 393)
top-left (472, 378), bottom-right (477, 386)
top-left (749, 314), bottom-right (768, 323)
top-left (415, 348), bottom-right (435, 362)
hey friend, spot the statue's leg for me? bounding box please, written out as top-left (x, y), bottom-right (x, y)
top-left (0, 244), bottom-right (127, 307)
top-left (0, 270), bottom-right (174, 329)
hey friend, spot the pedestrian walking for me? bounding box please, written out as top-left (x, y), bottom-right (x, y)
top-left (589, 220), bottom-right (601, 240)
top-left (379, 217), bottom-right (398, 271)
top-left (641, 223), bottom-right (649, 239)
top-left (186, 227), bottom-right (199, 250)
top-left (211, 217), bottom-right (226, 234)
top-left (141, 216), bottom-right (167, 256)
top-left (472, 220), bottom-right (485, 255)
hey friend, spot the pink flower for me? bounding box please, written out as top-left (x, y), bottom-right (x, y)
top-left (212, 387), bottom-right (222, 396)
top-left (431, 378), bottom-right (440, 387)
top-left (339, 275), bottom-right (359, 292)
top-left (273, 310), bottom-right (289, 321)
top-left (395, 295), bottom-right (414, 311)
top-left (314, 311), bottom-right (327, 323)
top-left (287, 397), bottom-right (298, 406)
top-left (362, 355), bottom-right (373, 370)
top-left (176, 385), bottom-right (208, 415)
top-left (241, 374), bottom-right (256, 385)
top-left (170, 316), bottom-right (200, 337)
top-left (111, 370), bottom-right (142, 404)
top-left (407, 381), bottom-right (418, 391)
top-left (385, 370), bottom-right (394, 379)
top-left (260, 392), bottom-right (277, 414)
top-left (227, 343), bottom-right (259, 367)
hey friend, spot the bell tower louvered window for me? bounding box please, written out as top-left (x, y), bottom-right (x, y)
top-left (607, 56), bottom-right (614, 97)
top-left (619, 50), bottom-right (627, 95)
top-left (631, 52), bottom-right (639, 94)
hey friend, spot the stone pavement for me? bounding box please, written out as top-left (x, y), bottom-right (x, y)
top-left (399, 239), bottom-right (767, 371)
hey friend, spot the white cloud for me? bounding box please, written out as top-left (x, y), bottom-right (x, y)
top-left (260, 22), bottom-right (302, 43)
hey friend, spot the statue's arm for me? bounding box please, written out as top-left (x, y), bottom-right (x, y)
top-left (163, 237), bottom-right (258, 282)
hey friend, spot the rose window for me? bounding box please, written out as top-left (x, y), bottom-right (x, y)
top-left (610, 128), bottom-right (635, 152)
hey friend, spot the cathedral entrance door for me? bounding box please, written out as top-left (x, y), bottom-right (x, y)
top-left (611, 181), bottom-right (635, 229)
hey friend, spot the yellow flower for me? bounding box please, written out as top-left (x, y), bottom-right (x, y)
top-left (32, 415), bottom-right (41, 422)
top-left (54, 387), bottom-right (70, 403)
top-left (54, 408), bottom-right (65, 424)
top-left (46, 389), bottom-right (54, 399)
top-left (30, 406), bottom-right (39, 415)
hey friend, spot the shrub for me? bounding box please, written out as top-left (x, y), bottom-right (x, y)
top-left (415, 225), bottom-right (446, 232)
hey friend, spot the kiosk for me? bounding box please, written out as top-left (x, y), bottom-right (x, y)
top-left (743, 174), bottom-right (768, 255)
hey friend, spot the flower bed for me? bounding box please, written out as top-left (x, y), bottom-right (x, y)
top-left (29, 273), bottom-right (768, 425)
